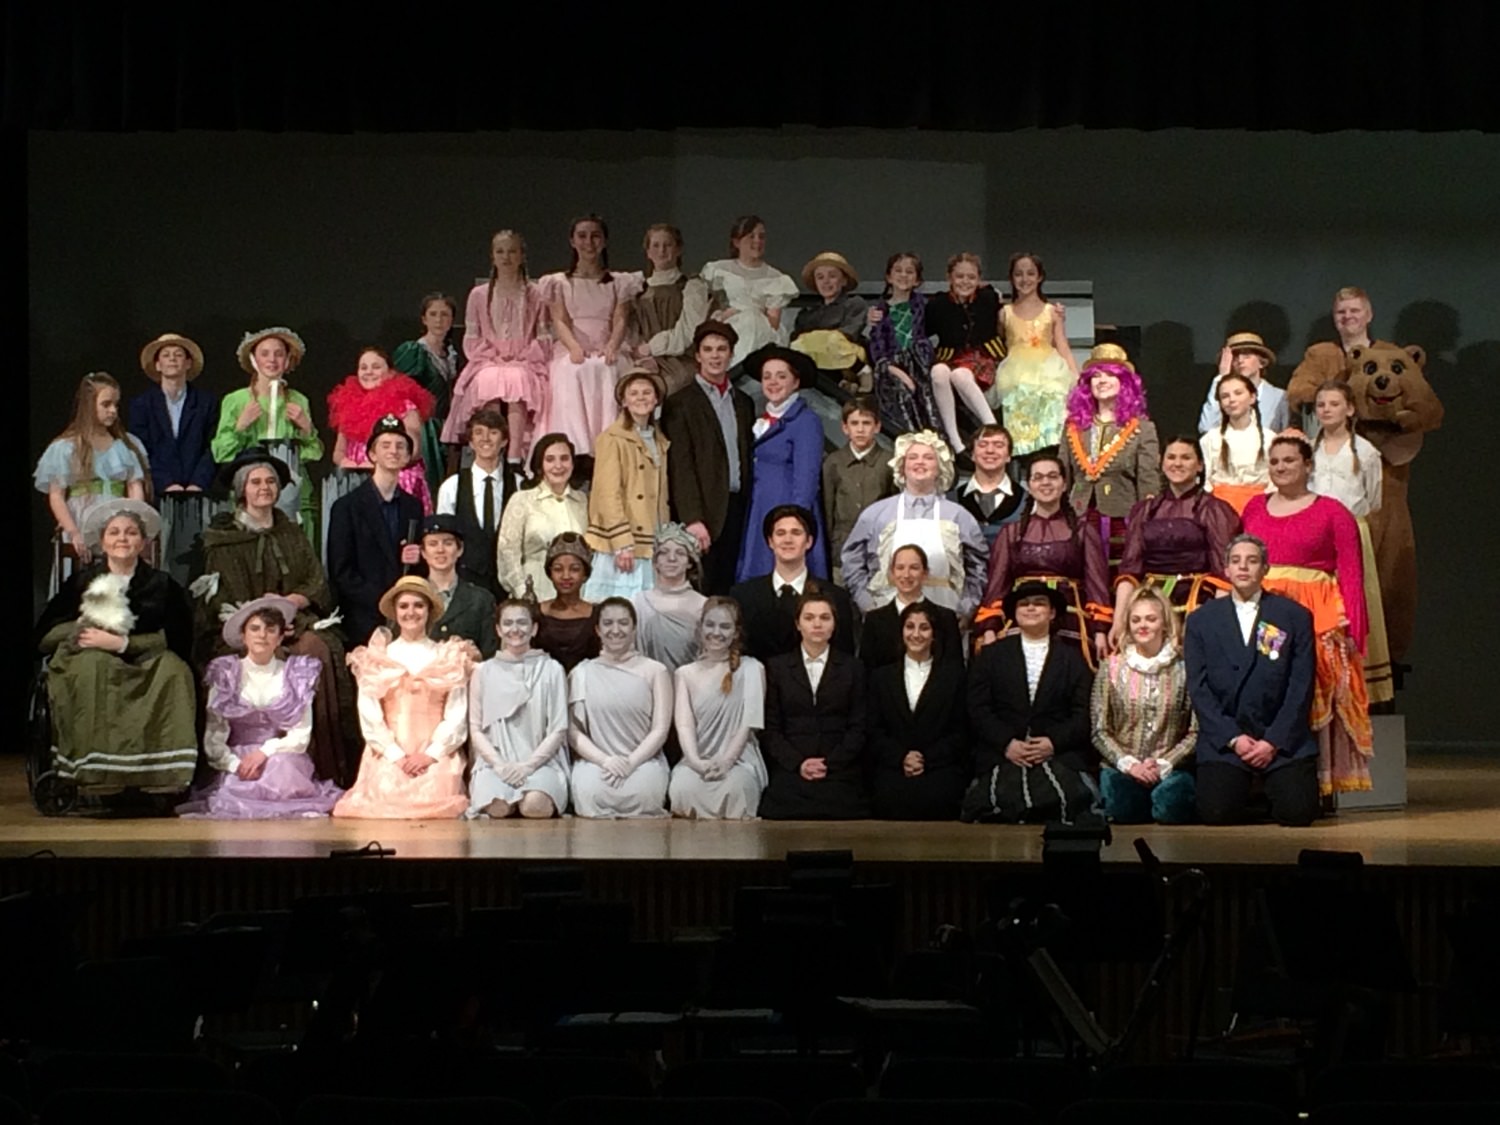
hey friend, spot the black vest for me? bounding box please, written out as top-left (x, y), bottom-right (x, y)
top-left (453, 465), bottom-right (508, 594)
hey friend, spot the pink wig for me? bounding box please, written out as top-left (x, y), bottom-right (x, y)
top-left (1066, 361), bottom-right (1149, 429)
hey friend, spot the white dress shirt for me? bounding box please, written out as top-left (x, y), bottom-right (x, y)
top-left (802, 646), bottom-right (829, 697)
top-left (1233, 592), bottom-right (1261, 646)
top-left (1021, 636), bottom-right (1050, 702)
top-left (903, 655), bottom-right (933, 711)
top-left (437, 463), bottom-right (506, 528)
top-left (773, 568), bottom-right (809, 597)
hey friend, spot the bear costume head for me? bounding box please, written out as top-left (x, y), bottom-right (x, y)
top-left (1347, 342), bottom-right (1443, 467)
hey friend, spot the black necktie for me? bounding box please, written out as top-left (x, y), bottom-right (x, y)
top-left (482, 474), bottom-right (495, 536)
top-left (779, 584), bottom-right (797, 605)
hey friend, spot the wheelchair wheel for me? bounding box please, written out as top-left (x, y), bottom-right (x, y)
top-left (31, 770), bottom-right (78, 817)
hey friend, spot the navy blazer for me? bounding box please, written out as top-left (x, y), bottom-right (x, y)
top-left (127, 384), bottom-right (219, 492)
top-left (1184, 591), bottom-right (1316, 771)
top-left (327, 479), bottom-right (423, 646)
top-left (736, 397), bottom-right (829, 582)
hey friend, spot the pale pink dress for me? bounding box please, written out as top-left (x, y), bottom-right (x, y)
top-left (539, 272), bottom-right (642, 455)
top-left (332, 631), bottom-right (475, 819)
top-left (443, 281), bottom-right (549, 444)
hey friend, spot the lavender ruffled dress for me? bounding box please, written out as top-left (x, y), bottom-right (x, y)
top-left (177, 654), bottom-right (343, 818)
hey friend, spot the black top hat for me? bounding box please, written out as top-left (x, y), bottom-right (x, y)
top-left (1003, 579), bottom-right (1070, 622)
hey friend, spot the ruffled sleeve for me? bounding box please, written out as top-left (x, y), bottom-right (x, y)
top-left (758, 269), bottom-right (799, 310)
top-left (348, 629), bottom-right (408, 701)
top-left (33, 438), bottom-right (77, 492)
top-left (611, 271), bottom-right (644, 304)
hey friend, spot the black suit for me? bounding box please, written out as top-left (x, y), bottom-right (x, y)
top-left (867, 659), bottom-right (969, 820)
top-left (860, 598), bottom-right (963, 673)
top-left (729, 574), bottom-right (856, 664)
top-left (1185, 591), bottom-right (1318, 826)
top-left (968, 634), bottom-right (1094, 777)
top-left (327, 479), bottom-right (423, 645)
top-left (661, 377), bottom-right (755, 595)
top-left (761, 647), bottom-right (868, 820)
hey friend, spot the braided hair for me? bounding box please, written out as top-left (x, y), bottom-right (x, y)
top-left (1215, 373), bottom-right (1265, 475)
top-left (485, 230), bottom-right (529, 319)
top-left (1312, 379), bottom-right (1360, 475)
top-left (700, 596), bottom-right (745, 695)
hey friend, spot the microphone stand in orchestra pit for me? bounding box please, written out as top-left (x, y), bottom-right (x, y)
top-left (1002, 833), bottom-right (1213, 1067)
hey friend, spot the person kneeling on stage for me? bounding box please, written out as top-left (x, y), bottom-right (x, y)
top-left (868, 603), bottom-right (970, 821)
top-left (420, 514), bottom-right (497, 659)
top-left (1093, 586), bottom-right (1198, 825)
top-left (567, 598), bottom-right (673, 819)
top-left (178, 597), bottom-right (343, 819)
top-left (466, 599), bottom-right (570, 820)
top-left (668, 597), bottom-right (770, 819)
top-left (962, 581), bottom-right (1095, 824)
top-left (760, 591), bottom-right (869, 820)
top-left (1185, 534), bottom-right (1318, 827)
top-left (332, 577), bottom-right (475, 819)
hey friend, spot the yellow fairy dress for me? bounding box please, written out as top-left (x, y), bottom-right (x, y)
top-left (989, 303), bottom-right (1074, 454)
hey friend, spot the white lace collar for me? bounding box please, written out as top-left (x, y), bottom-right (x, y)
top-left (1124, 641), bottom-right (1178, 674)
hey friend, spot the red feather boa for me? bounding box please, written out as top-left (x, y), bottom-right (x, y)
top-left (326, 373), bottom-right (435, 439)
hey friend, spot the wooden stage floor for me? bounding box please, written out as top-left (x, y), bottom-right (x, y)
top-left (2, 754), bottom-right (1496, 868)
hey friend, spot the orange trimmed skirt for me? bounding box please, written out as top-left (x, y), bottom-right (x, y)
top-left (1263, 565), bottom-right (1373, 795)
top-left (1210, 481), bottom-right (1269, 516)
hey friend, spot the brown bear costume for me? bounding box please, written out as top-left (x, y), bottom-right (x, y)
top-left (1342, 342), bottom-right (1444, 665)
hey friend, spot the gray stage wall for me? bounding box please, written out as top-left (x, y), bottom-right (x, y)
top-left (27, 128), bottom-right (1500, 746)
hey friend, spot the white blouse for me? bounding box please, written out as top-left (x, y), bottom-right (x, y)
top-left (1201, 422), bottom-right (1272, 488)
top-left (1310, 433), bottom-right (1383, 518)
top-left (903, 655), bottom-right (933, 711)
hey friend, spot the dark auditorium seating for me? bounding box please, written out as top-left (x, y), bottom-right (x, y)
top-left (662, 1058), bottom-right (865, 1121)
top-left (0, 1097), bottom-right (24, 1125)
top-left (1059, 1098), bottom-right (1292, 1125)
top-left (294, 1095), bottom-right (534, 1125)
top-left (808, 1098), bottom-right (1037, 1125)
top-left (1309, 1062), bottom-right (1500, 1106)
top-left (40, 1088), bottom-right (280, 1125)
top-left (1090, 1062), bottom-right (1300, 1110)
top-left (877, 1056), bottom-right (1074, 1115)
top-left (1311, 1102), bottom-right (1500, 1125)
top-left (556, 1095), bottom-right (792, 1125)
top-left (27, 1051), bottom-right (231, 1106)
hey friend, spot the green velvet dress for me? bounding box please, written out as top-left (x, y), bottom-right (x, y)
top-left (392, 338), bottom-right (455, 495)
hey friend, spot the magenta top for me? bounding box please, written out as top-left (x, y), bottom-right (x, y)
top-left (1241, 493), bottom-right (1366, 650)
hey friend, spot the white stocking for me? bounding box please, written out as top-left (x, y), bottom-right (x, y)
top-left (931, 363), bottom-right (997, 453)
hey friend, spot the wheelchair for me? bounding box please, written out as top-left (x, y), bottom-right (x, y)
top-left (26, 657), bottom-right (77, 816)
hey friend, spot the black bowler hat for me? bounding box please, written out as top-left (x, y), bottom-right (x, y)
top-left (420, 514), bottom-right (467, 544)
top-left (367, 413), bottom-right (413, 453)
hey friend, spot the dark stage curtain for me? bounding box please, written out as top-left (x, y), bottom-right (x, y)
top-left (7, 7), bottom-right (1498, 134)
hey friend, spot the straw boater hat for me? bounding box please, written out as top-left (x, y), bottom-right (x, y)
top-left (1225, 331), bottom-right (1276, 366)
top-left (80, 498), bottom-right (162, 546)
top-left (615, 368), bottom-right (667, 407)
top-left (139, 333), bottom-right (205, 381)
top-left (236, 327), bottom-right (307, 374)
top-left (1083, 342), bottom-right (1134, 373)
top-left (801, 251), bottom-right (859, 291)
top-left (221, 595), bottom-right (298, 649)
top-left (378, 575), bottom-right (441, 622)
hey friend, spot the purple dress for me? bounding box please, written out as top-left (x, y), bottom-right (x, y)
top-left (177, 655), bottom-right (343, 819)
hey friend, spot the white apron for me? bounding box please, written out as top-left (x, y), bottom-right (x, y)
top-left (889, 494), bottom-right (958, 610)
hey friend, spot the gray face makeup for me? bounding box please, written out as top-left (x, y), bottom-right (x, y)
top-left (655, 541), bottom-right (690, 583)
top-left (498, 608), bottom-right (535, 652)
top-left (700, 607), bottom-right (736, 655)
top-left (597, 606), bottom-right (636, 655)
